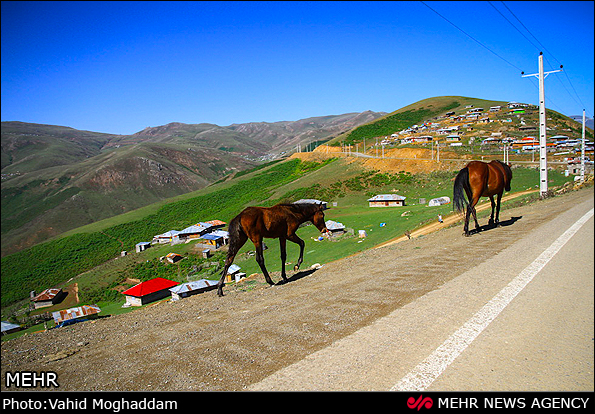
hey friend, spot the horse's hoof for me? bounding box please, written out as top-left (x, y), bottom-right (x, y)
top-left (293, 265), bottom-right (299, 271)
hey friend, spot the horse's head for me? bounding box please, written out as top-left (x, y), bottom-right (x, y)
top-left (504, 162), bottom-right (513, 192)
top-left (310, 203), bottom-right (329, 235)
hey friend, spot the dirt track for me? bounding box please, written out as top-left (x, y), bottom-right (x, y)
top-left (1, 185), bottom-right (592, 392)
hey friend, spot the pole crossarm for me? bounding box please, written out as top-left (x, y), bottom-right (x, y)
top-left (521, 68), bottom-right (562, 79)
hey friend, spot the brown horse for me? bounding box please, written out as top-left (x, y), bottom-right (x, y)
top-left (453, 160), bottom-right (513, 236)
top-left (217, 202), bottom-right (329, 296)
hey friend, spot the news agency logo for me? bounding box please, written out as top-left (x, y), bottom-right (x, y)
top-left (407, 395), bottom-right (433, 410)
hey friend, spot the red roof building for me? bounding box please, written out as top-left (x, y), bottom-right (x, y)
top-left (122, 277), bottom-right (179, 307)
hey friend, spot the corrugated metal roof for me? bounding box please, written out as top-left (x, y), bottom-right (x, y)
top-left (169, 280), bottom-right (217, 294)
top-left (1, 321), bottom-right (21, 333)
top-left (200, 233), bottom-right (223, 240)
top-left (211, 230), bottom-right (229, 238)
top-left (205, 220), bottom-right (226, 226)
top-left (155, 230), bottom-right (181, 238)
top-left (52, 304), bottom-right (101, 324)
top-left (31, 288), bottom-right (62, 302)
top-left (368, 194), bottom-right (406, 201)
top-left (325, 220), bottom-right (345, 230)
top-left (122, 277), bottom-right (179, 297)
top-left (179, 224), bottom-right (210, 235)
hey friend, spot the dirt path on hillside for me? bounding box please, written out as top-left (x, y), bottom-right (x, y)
top-left (1, 186), bottom-right (592, 392)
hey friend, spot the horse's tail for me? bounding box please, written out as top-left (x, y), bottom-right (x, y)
top-left (453, 166), bottom-right (469, 214)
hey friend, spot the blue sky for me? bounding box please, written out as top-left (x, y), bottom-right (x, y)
top-left (2, 1), bottom-right (593, 135)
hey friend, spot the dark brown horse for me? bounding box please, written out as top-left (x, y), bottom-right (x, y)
top-left (453, 160), bottom-right (513, 236)
top-left (217, 202), bottom-right (329, 296)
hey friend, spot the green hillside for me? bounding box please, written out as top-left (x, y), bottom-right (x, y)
top-left (332, 96), bottom-right (509, 145)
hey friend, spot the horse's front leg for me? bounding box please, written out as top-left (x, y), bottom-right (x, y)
top-left (253, 239), bottom-right (274, 285)
top-left (279, 237), bottom-right (288, 282)
top-left (288, 233), bottom-right (305, 271)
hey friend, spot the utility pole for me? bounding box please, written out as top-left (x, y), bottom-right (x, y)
top-left (522, 52), bottom-right (562, 199)
top-left (581, 109), bottom-right (586, 182)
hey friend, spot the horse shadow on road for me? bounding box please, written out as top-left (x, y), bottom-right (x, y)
top-left (469, 215), bottom-right (523, 236)
top-left (276, 268), bottom-right (319, 286)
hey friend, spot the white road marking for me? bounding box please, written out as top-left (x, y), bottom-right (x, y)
top-left (391, 208), bottom-right (594, 391)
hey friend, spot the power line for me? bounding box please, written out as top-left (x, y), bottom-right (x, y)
top-left (488, 1), bottom-right (540, 53)
top-left (500, 1), bottom-right (561, 67)
top-left (499, 1), bottom-right (591, 117)
top-left (419, 1), bottom-right (523, 72)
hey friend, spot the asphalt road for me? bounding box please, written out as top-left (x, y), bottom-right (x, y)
top-left (249, 188), bottom-right (594, 391)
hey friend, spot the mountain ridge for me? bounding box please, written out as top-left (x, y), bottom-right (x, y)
top-left (1, 111), bottom-right (385, 256)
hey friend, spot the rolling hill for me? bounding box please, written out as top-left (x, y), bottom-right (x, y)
top-left (1, 111), bottom-right (384, 256)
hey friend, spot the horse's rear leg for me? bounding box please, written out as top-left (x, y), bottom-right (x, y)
top-left (495, 192), bottom-right (503, 226)
top-left (288, 233), bottom-right (305, 271)
top-left (488, 195), bottom-right (496, 226)
top-left (465, 195), bottom-right (481, 236)
top-left (217, 231), bottom-right (248, 296)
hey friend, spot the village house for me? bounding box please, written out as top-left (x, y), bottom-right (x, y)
top-left (413, 135), bottom-right (433, 143)
top-left (135, 242), bottom-right (151, 253)
top-left (169, 280), bottom-right (218, 301)
top-left (30, 288), bottom-right (66, 309)
top-left (165, 253), bottom-right (183, 263)
top-left (52, 304), bottom-right (101, 326)
top-left (368, 194), bottom-right (406, 207)
top-left (199, 233), bottom-right (226, 249)
top-left (121, 277), bottom-right (179, 307)
top-left (152, 230), bottom-right (181, 244)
